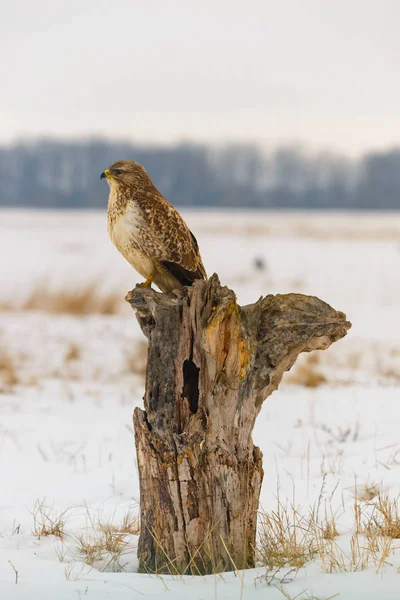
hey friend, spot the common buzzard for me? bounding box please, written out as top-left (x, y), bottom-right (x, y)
top-left (101, 160), bottom-right (207, 293)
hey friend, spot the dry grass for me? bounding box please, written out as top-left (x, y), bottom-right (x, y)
top-left (45, 488), bottom-right (400, 581)
top-left (31, 499), bottom-right (69, 540)
top-left (257, 501), bottom-right (318, 569)
top-left (316, 487), bottom-right (400, 574)
top-left (355, 482), bottom-right (380, 503)
top-left (1, 280), bottom-right (123, 315)
top-left (321, 519), bottom-right (339, 541)
top-left (319, 450), bottom-right (345, 476)
top-left (73, 508), bottom-right (140, 572)
top-left (319, 422), bottom-right (360, 444)
top-left (116, 510), bottom-right (141, 535)
top-left (377, 366), bottom-right (400, 383)
top-left (347, 351), bottom-right (362, 370)
top-left (257, 485), bottom-right (400, 576)
top-left (65, 343), bottom-right (81, 362)
top-left (284, 342), bottom-right (400, 387)
top-left (75, 526), bottom-right (129, 568)
top-left (0, 349), bottom-right (18, 392)
top-left (286, 354), bottom-right (327, 388)
top-left (364, 492), bottom-right (400, 539)
top-left (275, 587), bottom-right (340, 600)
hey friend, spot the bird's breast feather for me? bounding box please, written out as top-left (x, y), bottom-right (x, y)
top-left (108, 203), bottom-right (146, 250)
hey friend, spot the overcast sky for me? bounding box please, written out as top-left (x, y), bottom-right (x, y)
top-left (1, 0), bottom-right (399, 155)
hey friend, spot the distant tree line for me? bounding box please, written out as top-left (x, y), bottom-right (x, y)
top-left (0, 138), bottom-right (399, 209)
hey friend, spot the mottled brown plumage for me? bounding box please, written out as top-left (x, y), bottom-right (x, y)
top-left (101, 160), bottom-right (207, 293)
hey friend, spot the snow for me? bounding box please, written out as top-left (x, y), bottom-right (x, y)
top-left (1, 209), bottom-right (400, 599)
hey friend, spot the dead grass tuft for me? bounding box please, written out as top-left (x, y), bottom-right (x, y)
top-left (286, 354), bottom-right (327, 388)
top-left (355, 482), bottom-right (380, 503)
top-left (76, 526), bottom-right (129, 568)
top-left (65, 343), bottom-right (81, 362)
top-left (4, 280), bottom-right (123, 315)
top-left (0, 349), bottom-right (18, 392)
top-left (117, 510), bottom-right (141, 535)
top-left (257, 501), bottom-right (318, 570)
top-left (365, 492), bottom-right (400, 539)
top-left (377, 367), bottom-right (400, 383)
top-left (31, 499), bottom-right (69, 540)
top-left (321, 520), bottom-right (339, 541)
top-left (74, 508), bottom-right (140, 572)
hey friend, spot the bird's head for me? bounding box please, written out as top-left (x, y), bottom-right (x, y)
top-left (100, 160), bottom-right (148, 188)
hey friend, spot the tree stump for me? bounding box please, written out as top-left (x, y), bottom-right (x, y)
top-left (126, 275), bottom-right (351, 575)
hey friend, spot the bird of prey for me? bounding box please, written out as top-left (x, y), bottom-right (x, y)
top-left (101, 160), bottom-right (207, 293)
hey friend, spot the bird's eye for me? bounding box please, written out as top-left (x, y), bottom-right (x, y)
top-left (113, 168), bottom-right (123, 176)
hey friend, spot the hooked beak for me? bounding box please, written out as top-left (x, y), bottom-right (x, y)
top-left (100, 169), bottom-right (110, 180)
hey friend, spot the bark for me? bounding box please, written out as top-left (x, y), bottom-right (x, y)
top-left (126, 274), bottom-right (351, 574)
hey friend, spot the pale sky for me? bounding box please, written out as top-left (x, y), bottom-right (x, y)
top-left (1, 0), bottom-right (399, 155)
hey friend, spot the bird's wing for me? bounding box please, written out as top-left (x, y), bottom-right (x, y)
top-left (134, 188), bottom-right (207, 283)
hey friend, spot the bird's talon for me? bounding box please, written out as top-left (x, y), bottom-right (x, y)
top-left (139, 276), bottom-right (153, 289)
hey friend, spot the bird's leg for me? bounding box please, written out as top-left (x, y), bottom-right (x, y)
top-left (139, 275), bottom-right (153, 288)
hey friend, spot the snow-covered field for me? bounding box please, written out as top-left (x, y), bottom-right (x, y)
top-left (1, 209), bottom-right (400, 599)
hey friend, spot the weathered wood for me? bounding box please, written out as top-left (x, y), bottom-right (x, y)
top-left (126, 275), bottom-right (351, 574)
